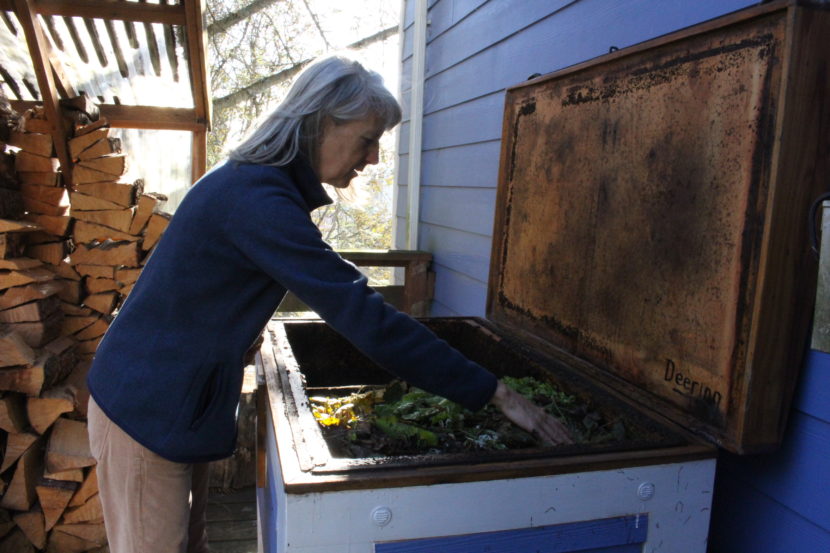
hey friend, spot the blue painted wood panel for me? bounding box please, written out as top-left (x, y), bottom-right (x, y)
top-left (431, 265), bottom-right (488, 316)
top-left (709, 462), bottom-right (830, 553)
top-left (375, 514), bottom-right (648, 553)
top-left (419, 222), bottom-right (493, 282)
top-left (417, 185), bottom-right (497, 236)
top-left (420, 93), bottom-right (504, 150)
top-left (792, 349), bottom-right (830, 422)
top-left (420, 142), bottom-right (501, 189)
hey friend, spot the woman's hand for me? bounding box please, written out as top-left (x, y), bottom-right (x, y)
top-left (490, 380), bottom-right (573, 446)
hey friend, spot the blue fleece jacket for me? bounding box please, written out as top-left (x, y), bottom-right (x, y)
top-left (87, 158), bottom-right (498, 463)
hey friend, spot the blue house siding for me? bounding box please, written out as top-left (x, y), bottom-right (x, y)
top-left (395, 0), bottom-right (828, 550)
top-left (709, 350), bottom-right (830, 553)
top-left (396, 0), bottom-right (758, 316)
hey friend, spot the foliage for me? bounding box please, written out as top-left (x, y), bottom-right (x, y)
top-left (205, 0), bottom-right (401, 262)
top-left (310, 376), bottom-right (630, 458)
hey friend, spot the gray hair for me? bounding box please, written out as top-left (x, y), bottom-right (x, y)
top-left (228, 54), bottom-right (402, 168)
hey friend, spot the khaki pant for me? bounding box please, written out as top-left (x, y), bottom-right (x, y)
top-left (87, 396), bottom-right (209, 553)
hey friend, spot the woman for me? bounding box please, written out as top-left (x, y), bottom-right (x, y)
top-left (87, 54), bottom-right (571, 553)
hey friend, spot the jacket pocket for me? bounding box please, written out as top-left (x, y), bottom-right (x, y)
top-left (190, 365), bottom-right (223, 430)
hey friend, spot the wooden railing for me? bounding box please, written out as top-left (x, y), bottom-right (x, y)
top-left (275, 250), bottom-right (435, 317)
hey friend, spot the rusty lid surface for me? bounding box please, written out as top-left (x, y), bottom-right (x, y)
top-left (487, 2), bottom-right (825, 453)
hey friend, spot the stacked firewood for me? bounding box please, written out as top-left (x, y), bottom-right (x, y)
top-left (0, 97), bottom-right (170, 552)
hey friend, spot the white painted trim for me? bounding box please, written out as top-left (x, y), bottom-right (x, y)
top-left (406, 0), bottom-right (428, 250)
top-left (390, 0), bottom-right (407, 262)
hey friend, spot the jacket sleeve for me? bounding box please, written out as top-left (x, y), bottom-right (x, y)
top-left (226, 179), bottom-right (498, 411)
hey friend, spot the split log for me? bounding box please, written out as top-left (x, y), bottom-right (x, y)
top-left (69, 192), bottom-right (122, 212)
top-left (68, 129), bottom-right (109, 160)
top-left (73, 337), bottom-right (101, 358)
top-left (0, 266), bottom-right (55, 291)
top-left (82, 293), bottom-right (117, 316)
top-left (27, 241), bottom-right (70, 266)
top-left (74, 118), bottom-right (109, 137)
top-left (0, 393), bottom-right (27, 432)
top-left (43, 336), bottom-right (77, 377)
top-left (74, 265), bottom-right (113, 280)
top-left (0, 218), bottom-right (40, 233)
top-left (0, 295), bottom-right (61, 323)
top-left (19, 183), bottom-right (67, 207)
top-left (16, 171), bottom-right (60, 187)
top-left (22, 214), bottom-right (71, 237)
top-left (0, 510), bottom-right (14, 539)
top-left (0, 432), bottom-right (38, 472)
top-left (42, 468), bottom-right (83, 482)
top-left (35, 478), bottom-right (77, 532)
top-left (72, 208), bottom-right (134, 233)
top-left (25, 231), bottom-right (63, 245)
top-left (56, 280), bottom-right (83, 305)
top-left (52, 522), bottom-right (106, 548)
top-left (60, 316), bottom-right (97, 336)
top-left (78, 138), bottom-right (121, 161)
top-left (73, 318), bottom-right (107, 341)
top-left (73, 181), bottom-right (136, 207)
top-left (12, 506), bottom-right (45, 549)
top-left (27, 395), bottom-right (74, 435)
top-left (59, 494), bottom-right (102, 524)
top-left (0, 188), bottom-right (23, 220)
top-left (55, 263), bottom-right (81, 282)
top-left (1, 310), bottom-right (63, 348)
top-left (0, 528), bottom-right (35, 553)
top-left (129, 192), bottom-right (166, 235)
top-left (68, 467), bottom-right (97, 508)
top-left (7, 131), bottom-right (53, 157)
top-left (69, 241), bottom-right (140, 267)
top-left (45, 528), bottom-right (97, 553)
top-left (59, 303), bottom-right (92, 317)
top-left (84, 278), bottom-right (118, 295)
top-left (45, 418), bottom-right (94, 473)
top-left (0, 281), bottom-right (63, 311)
top-left (0, 329), bottom-right (36, 367)
top-left (14, 151), bottom-right (59, 173)
top-left (0, 435), bottom-right (43, 511)
top-left (0, 348), bottom-right (70, 395)
top-left (21, 113), bottom-right (51, 135)
top-left (21, 196), bottom-right (69, 217)
top-left (0, 258), bottom-right (41, 271)
top-left (76, 156), bottom-right (125, 178)
top-left (114, 267), bottom-right (141, 286)
top-left (0, 234), bottom-right (25, 259)
top-left (61, 362), bottom-right (90, 417)
top-left (74, 221), bottom-right (137, 244)
top-left (141, 212), bottom-right (171, 251)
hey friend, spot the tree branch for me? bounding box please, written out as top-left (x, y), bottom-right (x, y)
top-left (207, 0), bottom-right (281, 35)
top-left (212, 25), bottom-right (399, 112)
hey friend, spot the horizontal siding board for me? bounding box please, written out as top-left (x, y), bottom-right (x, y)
top-left (432, 265), bottom-right (488, 316)
top-left (420, 0), bottom-right (757, 117)
top-left (710, 464), bottom-right (830, 553)
top-left (420, 223), bottom-right (492, 282)
top-left (425, 0), bottom-right (489, 41)
top-left (429, 300), bottom-right (460, 316)
top-left (421, 93), bottom-right (505, 151)
top-left (418, 185), bottom-right (497, 236)
top-left (420, 142), bottom-right (501, 189)
top-left (792, 349), bottom-right (830, 422)
top-left (718, 411), bottom-right (830, 530)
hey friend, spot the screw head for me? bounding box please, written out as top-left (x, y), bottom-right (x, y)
top-left (637, 482), bottom-right (655, 501)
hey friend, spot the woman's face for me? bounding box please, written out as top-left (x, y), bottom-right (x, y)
top-left (316, 115), bottom-right (385, 188)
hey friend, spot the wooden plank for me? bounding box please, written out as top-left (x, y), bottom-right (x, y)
top-left (183, 0), bottom-right (210, 129)
top-left (100, 104), bottom-right (204, 131)
top-left (34, 0), bottom-right (186, 25)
